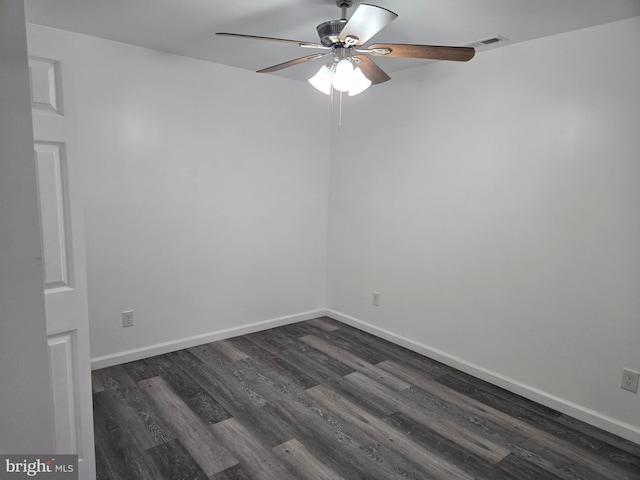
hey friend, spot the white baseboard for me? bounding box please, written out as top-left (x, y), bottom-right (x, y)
top-left (91, 309), bottom-right (327, 370)
top-left (327, 309), bottom-right (640, 445)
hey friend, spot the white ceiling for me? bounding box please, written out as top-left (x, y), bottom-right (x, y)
top-left (24, 0), bottom-right (640, 82)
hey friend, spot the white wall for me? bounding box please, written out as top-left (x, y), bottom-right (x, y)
top-left (327, 17), bottom-right (640, 442)
top-left (27, 25), bottom-right (331, 364)
top-left (0, 0), bottom-right (55, 452)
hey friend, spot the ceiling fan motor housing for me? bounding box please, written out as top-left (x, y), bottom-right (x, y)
top-left (317, 19), bottom-right (347, 47)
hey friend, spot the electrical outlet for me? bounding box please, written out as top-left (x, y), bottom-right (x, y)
top-left (621, 368), bottom-right (639, 393)
top-left (372, 291), bottom-right (380, 307)
top-left (122, 310), bottom-right (134, 328)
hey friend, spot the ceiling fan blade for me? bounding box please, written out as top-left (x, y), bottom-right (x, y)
top-left (216, 32), bottom-right (330, 50)
top-left (353, 55), bottom-right (390, 84)
top-left (339, 4), bottom-right (398, 46)
top-left (367, 43), bottom-right (475, 62)
top-left (257, 53), bottom-right (332, 74)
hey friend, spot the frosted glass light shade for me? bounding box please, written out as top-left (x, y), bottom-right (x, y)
top-left (309, 59), bottom-right (373, 96)
top-left (332, 59), bottom-right (355, 92)
top-left (308, 65), bottom-right (332, 95)
top-left (348, 67), bottom-right (372, 96)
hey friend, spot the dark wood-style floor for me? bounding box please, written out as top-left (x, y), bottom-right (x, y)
top-left (92, 317), bottom-right (640, 480)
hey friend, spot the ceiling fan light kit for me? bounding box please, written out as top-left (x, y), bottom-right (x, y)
top-left (309, 50), bottom-right (372, 96)
top-left (217, 0), bottom-right (475, 98)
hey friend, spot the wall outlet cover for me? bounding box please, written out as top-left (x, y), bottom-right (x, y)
top-left (621, 368), bottom-right (639, 393)
top-left (122, 310), bottom-right (134, 328)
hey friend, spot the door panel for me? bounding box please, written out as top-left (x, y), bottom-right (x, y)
top-left (48, 331), bottom-right (79, 454)
top-left (34, 141), bottom-right (73, 291)
top-left (29, 56), bottom-right (63, 114)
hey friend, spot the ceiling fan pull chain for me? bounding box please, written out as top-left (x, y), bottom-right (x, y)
top-left (339, 91), bottom-right (343, 131)
top-left (328, 86), bottom-right (344, 131)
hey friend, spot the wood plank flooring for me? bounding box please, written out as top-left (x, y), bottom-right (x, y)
top-left (93, 317), bottom-right (640, 479)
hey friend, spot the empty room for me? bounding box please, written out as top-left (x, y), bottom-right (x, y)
top-left (1, 0), bottom-right (639, 478)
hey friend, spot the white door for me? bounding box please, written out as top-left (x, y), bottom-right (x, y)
top-left (28, 49), bottom-right (96, 479)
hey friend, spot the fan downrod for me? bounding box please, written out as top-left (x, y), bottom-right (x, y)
top-left (336, 0), bottom-right (353, 20)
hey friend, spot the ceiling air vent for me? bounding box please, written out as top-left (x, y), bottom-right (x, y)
top-left (465, 35), bottom-right (508, 50)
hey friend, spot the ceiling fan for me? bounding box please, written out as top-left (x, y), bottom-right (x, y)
top-left (217, 0), bottom-right (475, 96)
